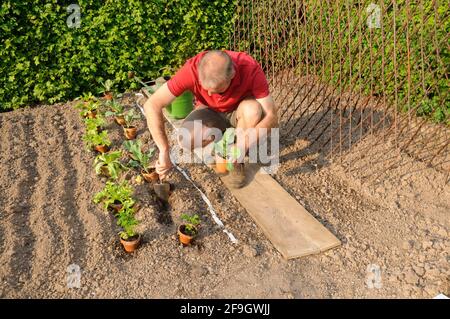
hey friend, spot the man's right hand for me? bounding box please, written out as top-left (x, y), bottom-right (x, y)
top-left (155, 150), bottom-right (173, 180)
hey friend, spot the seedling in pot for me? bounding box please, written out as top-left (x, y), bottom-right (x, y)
top-left (105, 100), bottom-right (126, 126)
top-left (80, 92), bottom-right (96, 102)
top-left (117, 205), bottom-right (141, 253)
top-left (93, 180), bottom-right (135, 213)
top-left (122, 140), bottom-right (157, 182)
top-left (83, 130), bottom-right (111, 153)
top-left (84, 114), bottom-right (107, 132)
top-left (99, 79), bottom-right (115, 101)
top-left (93, 150), bottom-right (126, 180)
top-left (178, 213), bottom-right (201, 245)
top-left (213, 128), bottom-right (241, 174)
top-left (123, 109), bottom-right (141, 140)
top-left (75, 99), bottom-right (100, 119)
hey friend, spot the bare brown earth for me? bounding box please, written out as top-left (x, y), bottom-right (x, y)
top-left (0, 93), bottom-right (448, 298)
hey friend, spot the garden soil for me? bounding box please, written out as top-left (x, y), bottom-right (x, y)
top-left (0, 93), bottom-right (448, 298)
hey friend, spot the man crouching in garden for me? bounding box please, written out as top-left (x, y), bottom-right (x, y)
top-left (143, 50), bottom-right (278, 188)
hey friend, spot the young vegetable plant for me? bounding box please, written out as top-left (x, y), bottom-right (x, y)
top-left (83, 130), bottom-right (111, 153)
top-left (105, 100), bottom-right (126, 125)
top-left (93, 180), bottom-right (135, 212)
top-left (213, 128), bottom-right (241, 173)
top-left (84, 114), bottom-right (107, 132)
top-left (99, 79), bottom-right (115, 100)
top-left (177, 213), bottom-right (201, 245)
top-left (80, 92), bottom-right (96, 102)
top-left (82, 115), bottom-right (110, 153)
top-left (117, 205), bottom-right (141, 253)
top-left (75, 99), bottom-right (100, 119)
top-left (123, 109), bottom-right (141, 140)
top-left (93, 150), bottom-right (125, 180)
top-left (123, 140), bottom-right (157, 182)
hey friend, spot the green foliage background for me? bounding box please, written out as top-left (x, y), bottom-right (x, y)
top-left (0, 0), bottom-right (237, 111)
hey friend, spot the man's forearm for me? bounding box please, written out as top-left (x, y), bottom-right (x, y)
top-left (144, 100), bottom-right (170, 153)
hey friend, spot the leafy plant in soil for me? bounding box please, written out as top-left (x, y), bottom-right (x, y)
top-left (124, 109), bottom-right (141, 128)
top-left (93, 180), bottom-right (135, 212)
top-left (93, 150), bottom-right (125, 180)
top-left (117, 204), bottom-right (141, 253)
top-left (75, 99), bottom-right (100, 118)
top-left (117, 205), bottom-right (139, 240)
top-left (84, 114), bottom-right (107, 132)
top-left (105, 99), bottom-right (126, 125)
top-left (83, 130), bottom-right (111, 152)
top-left (180, 213), bottom-right (200, 236)
top-left (99, 79), bottom-right (115, 100)
top-left (123, 109), bottom-right (141, 139)
top-left (213, 128), bottom-right (241, 172)
top-left (177, 213), bottom-right (200, 245)
top-left (80, 92), bottom-right (96, 103)
top-left (122, 140), bottom-right (156, 175)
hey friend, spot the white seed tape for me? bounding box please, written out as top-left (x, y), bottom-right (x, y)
top-left (134, 96), bottom-right (238, 244)
top-left (170, 157), bottom-right (238, 244)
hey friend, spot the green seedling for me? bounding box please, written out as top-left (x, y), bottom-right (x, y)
top-left (122, 140), bottom-right (155, 173)
top-left (180, 213), bottom-right (201, 236)
top-left (93, 150), bottom-right (125, 180)
top-left (93, 181), bottom-right (135, 212)
top-left (213, 128), bottom-right (241, 171)
top-left (117, 205), bottom-right (139, 240)
top-left (123, 109), bottom-right (141, 128)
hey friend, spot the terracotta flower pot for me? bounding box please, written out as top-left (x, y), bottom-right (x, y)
top-left (104, 92), bottom-right (113, 101)
top-left (177, 225), bottom-right (197, 245)
top-left (123, 127), bottom-right (137, 140)
top-left (115, 116), bottom-right (126, 126)
top-left (94, 144), bottom-right (109, 154)
top-left (120, 234), bottom-right (141, 253)
top-left (142, 168), bottom-right (159, 183)
top-left (86, 110), bottom-right (97, 119)
top-left (215, 155), bottom-right (229, 174)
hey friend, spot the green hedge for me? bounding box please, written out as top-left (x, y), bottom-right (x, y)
top-left (0, 0), bottom-right (237, 111)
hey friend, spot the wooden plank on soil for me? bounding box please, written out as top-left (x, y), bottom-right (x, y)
top-left (161, 108), bottom-right (341, 259)
top-left (221, 164), bottom-right (341, 259)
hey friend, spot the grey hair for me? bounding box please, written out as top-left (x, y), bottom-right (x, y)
top-left (198, 50), bottom-right (234, 88)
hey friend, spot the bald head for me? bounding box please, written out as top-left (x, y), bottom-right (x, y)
top-left (198, 50), bottom-right (235, 94)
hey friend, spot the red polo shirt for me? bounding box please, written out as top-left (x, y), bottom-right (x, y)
top-left (167, 50), bottom-right (270, 113)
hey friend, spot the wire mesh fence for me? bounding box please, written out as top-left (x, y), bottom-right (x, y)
top-left (230, 0), bottom-right (449, 182)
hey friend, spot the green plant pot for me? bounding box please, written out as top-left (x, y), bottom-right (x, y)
top-left (166, 91), bottom-right (193, 119)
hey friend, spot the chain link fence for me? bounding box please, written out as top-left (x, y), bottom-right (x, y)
top-left (230, 0), bottom-right (449, 182)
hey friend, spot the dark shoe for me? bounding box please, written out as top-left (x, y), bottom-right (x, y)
top-left (224, 163), bottom-right (246, 189)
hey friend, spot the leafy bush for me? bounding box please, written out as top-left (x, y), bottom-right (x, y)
top-left (0, 0), bottom-right (237, 111)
